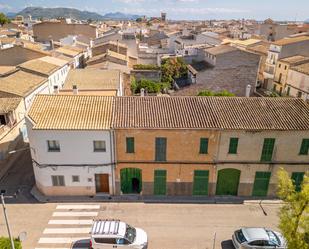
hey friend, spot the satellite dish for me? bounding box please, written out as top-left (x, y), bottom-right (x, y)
top-left (18, 232), bottom-right (27, 242)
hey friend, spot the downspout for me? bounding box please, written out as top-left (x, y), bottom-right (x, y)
top-left (109, 129), bottom-right (115, 195)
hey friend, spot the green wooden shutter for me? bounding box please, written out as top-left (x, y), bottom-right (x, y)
top-left (261, 138), bottom-right (275, 162)
top-left (228, 138), bottom-right (239, 154)
top-left (120, 168), bottom-right (142, 194)
top-left (193, 170), bottom-right (209, 195)
top-left (154, 170), bottom-right (167, 195)
top-left (299, 139), bottom-right (309, 155)
top-left (126, 137), bottom-right (135, 153)
top-left (252, 172), bottom-right (271, 196)
top-left (155, 137), bottom-right (167, 161)
top-left (199, 138), bottom-right (208, 154)
top-left (216, 169), bottom-right (241, 196)
top-left (291, 172), bottom-right (305, 192)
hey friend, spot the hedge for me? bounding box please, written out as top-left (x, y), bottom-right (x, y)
top-left (0, 237), bottom-right (22, 249)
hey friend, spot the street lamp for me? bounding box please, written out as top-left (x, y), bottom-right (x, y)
top-left (1, 190), bottom-right (18, 249)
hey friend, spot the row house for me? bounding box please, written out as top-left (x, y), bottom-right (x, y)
top-left (286, 62), bottom-right (309, 100)
top-left (26, 96), bottom-right (309, 197)
top-left (263, 36), bottom-right (309, 91)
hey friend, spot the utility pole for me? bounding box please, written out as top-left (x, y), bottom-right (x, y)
top-left (1, 194), bottom-right (16, 249)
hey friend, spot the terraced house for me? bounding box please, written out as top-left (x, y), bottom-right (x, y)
top-left (26, 95), bottom-right (309, 197)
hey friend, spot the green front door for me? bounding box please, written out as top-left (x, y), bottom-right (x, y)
top-left (154, 170), bottom-right (167, 195)
top-left (120, 168), bottom-right (142, 194)
top-left (193, 170), bottom-right (209, 195)
top-left (216, 169), bottom-right (240, 195)
top-left (252, 172), bottom-right (271, 196)
top-left (291, 172), bottom-right (305, 192)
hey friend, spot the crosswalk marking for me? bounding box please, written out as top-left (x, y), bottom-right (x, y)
top-left (56, 204), bottom-right (100, 210)
top-left (38, 237), bottom-right (89, 244)
top-left (52, 211), bottom-right (98, 217)
top-left (43, 227), bottom-right (91, 234)
top-left (48, 219), bottom-right (93, 225)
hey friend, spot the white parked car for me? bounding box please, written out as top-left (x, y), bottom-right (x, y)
top-left (90, 219), bottom-right (148, 249)
top-left (232, 227), bottom-right (286, 249)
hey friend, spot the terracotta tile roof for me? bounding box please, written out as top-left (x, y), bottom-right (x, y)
top-left (0, 70), bottom-right (47, 97)
top-left (56, 47), bottom-right (80, 57)
top-left (0, 66), bottom-right (17, 76)
top-left (273, 36), bottom-right (309, 46)
top-left (28, 95), bottom-right (114, 130)
top-left (0, 97), bottom-right (22, 113)
top-left (63, 69), bottom-right (120, 90)
top-left (39, 56), bottom-right (68, 67)
top-left (18, 59), bottom-right (60, 76)
top-left (205, 45), bottom-right (238, 55)
top-left (291, 62), bottom-right (309, 75)
top-left (113, 97), bottom-right (309, 130)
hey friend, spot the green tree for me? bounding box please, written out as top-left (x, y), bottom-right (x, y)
top-left (277, 168), bottom-right (309, 249)
top-left (198, 90), bottom-right (235, 96)
top-left (0, 237), bottom-right (22, 249)
top-left (0, 13), bottom-right (10, 26)
top-left (161, 57), bottom-right (188, 85)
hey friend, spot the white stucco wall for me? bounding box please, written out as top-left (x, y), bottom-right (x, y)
top-left (287, 69), bottom-right (309, 100)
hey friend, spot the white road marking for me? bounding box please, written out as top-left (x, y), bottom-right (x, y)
top-left (56, 204), bottom-right (100, 210)
top-left (38, 237), bottom-right (89, 244)
top-left (48, 219), bottom-right (93, 225)
top-left (43, 227), bottom-right (91, 234)
top-left (52, 212), bottom-right (98, 217)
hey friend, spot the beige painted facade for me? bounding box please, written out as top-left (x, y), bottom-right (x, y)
top-left (273, 60), bottom-right (289, 95)
top-left (286, 69), bottom-right (309, 100)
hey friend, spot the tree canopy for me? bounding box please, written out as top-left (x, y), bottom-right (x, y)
top-left (277, 168), bottom-right (309, 249)
top-left (0, 13), bottom-right (10, 26)
top-left (161, 57), bottom-right (188, 85)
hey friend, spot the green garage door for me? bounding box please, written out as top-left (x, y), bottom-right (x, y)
top-left (154, 170), bottom-right (167, 195)
top-left (120, 168), bottom-right (142, 194)
top-left (193, 170), bottom-right (209, 195)
top-left (291, 172), bottom-right (305, 192)
top-left (216, 169), bottom-right (240, 195)
top-left (252, 172), bottom-right (271, 196)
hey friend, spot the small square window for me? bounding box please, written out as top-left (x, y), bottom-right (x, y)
top-left (47, 140), bottom-right (60, 152)
top-left (51, 175), bottom-right (65, 186)
top-left (88, 178), bottom-right (93, 182)
top-left (72, 175), bottom-right (80, 182)
top-left (93, 140), bottom-right (106, 152)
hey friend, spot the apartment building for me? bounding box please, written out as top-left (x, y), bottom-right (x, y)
top-left (26, 95), bottom-right (115, 196)
top-left (272, 55), bottom-right (309, 95)
top-left (263, 36), bottom-right (309, 90)
top-left (26, 96), bottom-right (309, 197)
top-left (286, 62), bottom-right (309, 100)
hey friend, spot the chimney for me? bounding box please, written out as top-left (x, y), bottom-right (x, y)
top-left (73, 85), bottom-right (78, 95)
top-left (140, 88), bottom-right (145, 97)
top-left (53, 85), bottom-right (59, 94)
top-left (117, 39), bottom-right (119, 54)
top-left (246, 84), bottom-right (252, 97)
top-left (50, 40), bottom-right (54, 50)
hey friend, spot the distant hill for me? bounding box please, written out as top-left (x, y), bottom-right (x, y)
top-left (15, 7), bottom-right (142, 21)
top-left (305, 19), bottom-right (309, 24)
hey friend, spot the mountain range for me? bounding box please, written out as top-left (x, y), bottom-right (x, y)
top-left (11, 7), bottom-right (142, 21)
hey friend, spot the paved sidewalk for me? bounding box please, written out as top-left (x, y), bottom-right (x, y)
top-left (31, 186), bottom-right (282, 205)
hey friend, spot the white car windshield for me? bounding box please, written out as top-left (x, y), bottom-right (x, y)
top-left (125, 224), bottom-right (136, 243)
top-left (267, 230), bottom-right (280, 246)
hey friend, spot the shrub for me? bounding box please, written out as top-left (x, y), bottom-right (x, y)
top-left (133, 64), bottom-right (160, 70)
top-left (198, 90), bottom-right (235, 97)
top-left (161, 57), bottom-right (188, 84)
top-left (0, 237), bottom-right (22, 249)
top-left (131, 78), bottom-right (170, 94)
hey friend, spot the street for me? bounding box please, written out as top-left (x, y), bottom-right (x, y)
top-left (0, 202), bottom-right (281, 249)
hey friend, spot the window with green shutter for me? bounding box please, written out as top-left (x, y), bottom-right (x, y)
top-left (154, 170), bottom-right (167, 195)
top-left (199, 138), bottom-right (208, 154)
top-left (299, 139), bottom-right (309, 155)
top-left (155, 137), bottom-right (167, 161)
top-left (261, 138), bottom-right (275, 162)
top-left (291, 172), bottom-right (305, 192)
top-left (228, 137), bottom-right (238, 154)
top-left (126, 137), bottom-right (135, 153)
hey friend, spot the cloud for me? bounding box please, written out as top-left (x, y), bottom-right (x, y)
top-left (0, 3), bottom-right (12, 10)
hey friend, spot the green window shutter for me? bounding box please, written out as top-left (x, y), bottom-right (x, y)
top-left (299, 139), bottom-right (309, 155)
top-left (261, 138), bottom-right (275, 162)
top-left (199, 138), bottom-right (208, 154)
top-left (155, 137), bottom-right (167, 161)
top-left (252, 172), bottom-right (271, 196)
top-left (228, 137), bottom-right (239, 154)
top-left (154, 170), bottom-right (167, 195)
top-left (126, 137), bottom-right (134, 153)
top-left (193, 170), bottom-right (209, 195)
top-left (291, 172), bottom-right (305, 192)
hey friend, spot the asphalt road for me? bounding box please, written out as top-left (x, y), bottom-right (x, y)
top-left (0, 202), bottom-right (281, 249)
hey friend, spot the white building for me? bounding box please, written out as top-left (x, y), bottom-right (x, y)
top-left (26, 95), bottom-right (115, 196)
top-left (286, 62), bottom-right (309, 100)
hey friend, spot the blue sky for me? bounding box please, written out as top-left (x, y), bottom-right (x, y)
top-left (0, 0), bottom-right (308, 20)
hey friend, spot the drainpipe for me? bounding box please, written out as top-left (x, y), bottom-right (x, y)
top-left (110, 129), bottom-right (117, 196)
